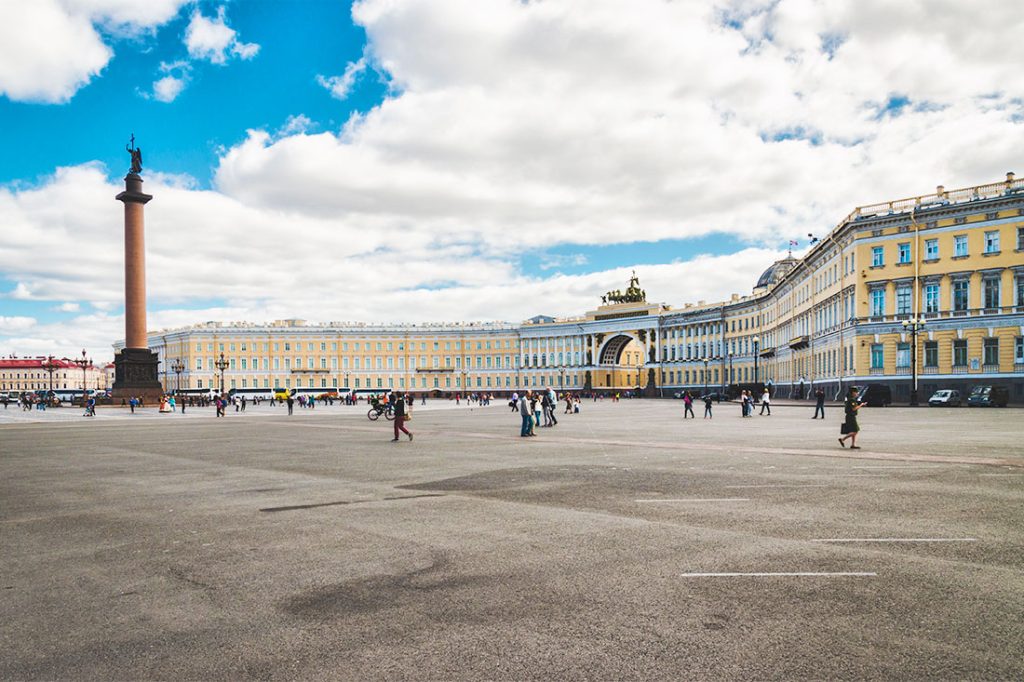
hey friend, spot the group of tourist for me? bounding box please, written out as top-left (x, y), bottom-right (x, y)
top-left (515, 388), bottom-right (570, 437)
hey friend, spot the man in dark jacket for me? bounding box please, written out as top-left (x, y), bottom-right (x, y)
top-left (813, 387), bottom-right (825, 419)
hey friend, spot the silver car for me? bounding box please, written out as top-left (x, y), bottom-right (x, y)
top-left (928, 389), bottom-right (961, 407)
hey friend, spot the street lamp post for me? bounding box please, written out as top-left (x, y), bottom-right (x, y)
top-left (40, 355), bottom-right (62, 400)
top-left (702, 357), bottom-right (709, 396)
top-left (215, 352), bottom-right (229, 397)
top-left (727, 351), bottom-right (734, 396)
top-left (635, 361), bottom-right (642, 395)
top-left (558, 366), bottom-right (566, 395)
top-left (752, 336), bottom-right (760, 387)
top-left (902, 317), bottom-right (926, 405)
top-left (171, 358), bottom-right (184, 396)
top-left (72, 349), bottom-right (92, 406)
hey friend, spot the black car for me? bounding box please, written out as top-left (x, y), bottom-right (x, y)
top-left (700, 392), bottom-right (728, 403)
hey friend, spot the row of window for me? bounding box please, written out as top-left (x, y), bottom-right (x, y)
top-left (192, 354), bottom-right (521, 372)
top-left (871, 227), bottom-right (1023, 267)
top-left (870, 276), bottom-right (1024, 316)
top-left (188, 373), bottom-right (584, 391)
top-left (869, 337), bottom-right (1024, 369)
top-left (195, 339), bottom-right (519, 354)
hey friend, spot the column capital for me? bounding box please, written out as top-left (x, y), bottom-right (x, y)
top-left (116, 174), bottom-right (153, 204)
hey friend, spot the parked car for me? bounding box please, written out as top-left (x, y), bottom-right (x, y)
top-left (966, 385), bottom-right (1009, 407)
top-left (700, 392), bottom-right (729, 403)
top-left (928, 389), bottom-right (961, 407)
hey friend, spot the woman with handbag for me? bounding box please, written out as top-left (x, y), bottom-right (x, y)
top-left (390, 392), bottom-right (413, 442)
top-left (838, 387), bottom-right (863, 449)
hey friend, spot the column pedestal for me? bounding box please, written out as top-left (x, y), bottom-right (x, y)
top-left (112, 348), bottom-right (163, 402)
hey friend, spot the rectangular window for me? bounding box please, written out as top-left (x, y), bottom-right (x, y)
top-left (896, 342), bottom-right (910, 368)
top-left (871, 246), bottom-right (884, 267)
top-left (983, 338), bottom-right (999, 366)
top-left (897, 242), bottom-right (911, 263)
top-left (984, 230), bottom-right (1000, 253)
top-left (953, 280), bottom-right (969, 311)
top-left (870, 343), bottom-right (884, 369)
top-left (983, 278), bottom-right (1001, 309)
top-left (1016, 337), bottom-right (1024, 364)
top-left (896, 286), bottom-right (911, 315)
top-left (1018, 227), bottom-right (1024, 251)
top-left (924, 239), bottom-right (938, 260)
top-left (924, 283), bottom-right (940, 313)
top-left (924, 341), bottom-right (938, 368)
top-left (870, 289), bottom-right (885, 316)
top-left (1017, 276), bottom-right (1024, 306)
top-left (952, 339), bottom-right (968, 367)
top-left (195, 358), bottom-right (202, 370)
top-left (954, 235), bottom-right (968, 257)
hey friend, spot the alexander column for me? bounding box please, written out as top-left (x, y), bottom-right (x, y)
top-left (112, 136), bottom-right (163, 401)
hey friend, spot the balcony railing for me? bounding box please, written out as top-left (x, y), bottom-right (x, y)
top-left (895, 366), bottom-right (911, 375)
top-left (848, 174), bottom-right (1024, 225)
top-left (869, 367), bottom-right (885, 375)
top-left (952, 365), bottom-right (970, 374)
top-left (982, 364), bottom-right (1000, 373)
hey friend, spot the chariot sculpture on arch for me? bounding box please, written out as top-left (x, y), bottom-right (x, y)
top-left (126, 134), bottom-right (143, 174)
top-left (604, 270), bottom-right (647, 304)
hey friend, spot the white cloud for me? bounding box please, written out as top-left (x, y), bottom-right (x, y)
top-left (0, 316), bottom-right (37, 334)
top-left (54, 302), bottom-right (81, 313)
top-left (317, 58), bottom-right (368, 100)
top-left (147, 59), bottom-right (191, 102)
top-left (185, 6), bottom-right (260, 65)
top-left (0, 0), bottom-right (189, 103)
top-left (3, 0), bottom-right (1024, 355)
top-left (278, 114), bottom-right (316, 137)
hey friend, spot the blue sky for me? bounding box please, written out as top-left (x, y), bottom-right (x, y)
top-left (0, 0), bottom-right (1021, 359)
top-left (0, 1), bottom-right (379, 188)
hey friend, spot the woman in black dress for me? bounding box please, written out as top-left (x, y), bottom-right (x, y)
top-left (838, 387), bottom-right (863, 449)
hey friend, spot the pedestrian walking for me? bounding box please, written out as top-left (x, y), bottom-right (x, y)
top-left (391, 392), bottom-right (413, 441)
top-left (683, 391), bottom-right (695, 419)
top-left (286, 395), bottom-right (294, 415)
top-left (838, 387), bottom-right (863, 449)
top-left (519, 391), bottom-right (534, 437)
top-left (759, 388), bottom-right (771, 415)
top-left (703, 393), bottom-right (713, 419)
top-left (812, 387), bottom-right (825, 419)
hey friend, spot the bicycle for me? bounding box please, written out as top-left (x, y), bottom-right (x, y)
top-left (367, 403), bottom-right (395, 421)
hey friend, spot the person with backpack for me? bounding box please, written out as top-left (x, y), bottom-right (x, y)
top-left (683, 391), bottom-right (695, 419)
top-left (703, 393), bottom-right (713, 419)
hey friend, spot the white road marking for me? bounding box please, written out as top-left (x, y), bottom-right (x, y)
top-left (978, 473), bottom-right (1024, 477)
top-left (809, 538), bottom-right (977, 543)
top-left (680, 572), bottom-right (877, 578)
top-left (635, 498), bottom-right (750, 503)
top-left (849, 465), bottom-right (944, 470)
top-left (724, 484), bottom-right (828, 489)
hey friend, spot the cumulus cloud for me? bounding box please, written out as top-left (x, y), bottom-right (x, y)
top-left (54, 302), bottom-right (81, 313)
top-left (0, 316), bottom-right (37, 334)
top-left (148, 60), bottom-right (191, 102)
top-left (3, 0), bottom-right (1024, 356)
top-left (185, 6), bottom-right (260, 65)
top-left (216, 0), bottom-right (1023, 251)
top-left (0, 0), bottom-right (189, 103)
top-left (317, 58), bottom-right (368, 100)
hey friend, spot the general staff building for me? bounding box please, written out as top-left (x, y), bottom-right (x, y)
top-left (119, 173), bottom-right (1024, 403)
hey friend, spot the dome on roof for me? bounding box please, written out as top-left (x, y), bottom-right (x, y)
top-left (754, 257), bottom-right (797, 291)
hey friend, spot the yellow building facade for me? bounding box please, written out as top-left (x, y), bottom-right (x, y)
top-left (121, 173), bottom-right (1024, 403)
